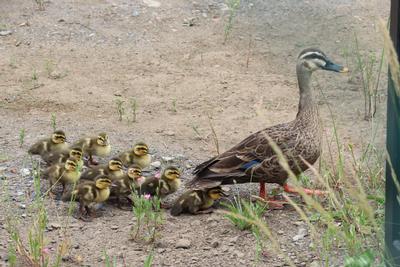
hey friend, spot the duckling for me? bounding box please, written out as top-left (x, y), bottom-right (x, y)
top-left (118, 142), bottom-right (151, 169)
top-left (43, 157), bottom-right (81, 196)
top-left (110, 164), bottom-right (145, 209)
top-left (73, 132), bottom-right (111, 165)
top-left (42, 146), bottom-right (84, 167)
top-left (170, 186), bottom-right (228, 216)
top-left (80, 157), bottom-right (124, 181)
top-left (28, 130), bottom-right (68, 158)
top-left (139, 166), bottom-right (181, 198)
top-left (71, 176), bottom-right (112, 221)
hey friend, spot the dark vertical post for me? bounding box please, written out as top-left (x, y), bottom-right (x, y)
top-left (386, 1), bottom-right (400, 265)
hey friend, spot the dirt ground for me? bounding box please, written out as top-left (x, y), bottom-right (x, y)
top-left (0, 0), bottom-right (389, 266)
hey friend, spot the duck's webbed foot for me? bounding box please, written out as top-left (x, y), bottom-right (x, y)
top-left (283, 183), bottom-right (327, 196)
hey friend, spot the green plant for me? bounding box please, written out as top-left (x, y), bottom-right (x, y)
top-left (19, 129), bottom-right (25, 148)
top-left (207, 115), bottom-right (220, 155)
top-left (35, 0), bottom-right (45, 11)
top-left (129, 98), bottom-right (138, 123)
top-left (353, 33), bottom-right (384, 120)
top-left (223, 194), bottom-right (267, 231)
top-left (131, 192), bottom-right (164, 243)
top-left (115, 98), bottom-right (125, 122)
top-left (104, 251), bottom-right (117, 267)
top-left (223, 0), bottom-right (241, 44)
top-left (32, 69), bottom-right (38, 81)
top-left (51, 113), bottom-right (57, 131)
top-left (143, 251), bottom-right (154, 267)
top-left (45, 60), bottom-right (55, 78)
top-left (171, 99), bottom-right (177, 113)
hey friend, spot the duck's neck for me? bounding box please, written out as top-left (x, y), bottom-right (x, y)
top-left (296, 65), bottom-right (317, 119)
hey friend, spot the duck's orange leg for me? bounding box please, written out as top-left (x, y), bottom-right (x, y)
top-left (258, 181), bottom-right (285, 209)
top-left (283, 183), bottom-right (327, 196)
top-left (259, 181), bottom-right (266, 199)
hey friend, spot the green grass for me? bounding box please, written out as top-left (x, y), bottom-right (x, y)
top-left (223, 0), bottom-right (241, 44)
top-left (115, 98), bottom-right (125, 122)
top-left (131, 192), bottom-right (164, 243)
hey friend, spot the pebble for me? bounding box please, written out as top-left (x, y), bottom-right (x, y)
top-left (164, 131), bottom-right (175, 136)
top-left (277, 230), bottom-right (284, 235)
top-left (175, 239), bottom-right (191, 249)
top-left (162, 156), bottom-right (175, 162)
top-left (49, 223), bottom-right (61, 230)
top-left (19, 168), bottom-right (30, 177)
top-left (143, 0), bottom-right (160, 7)
top-left (211, 241), bottom-right (219, 248)
top-left (157, 248), bottom-right (166, 253)
top-left (21, 213), bottom-right (26, 218)
top-left (18, 203), bottom-right (26, 209)
top-left (228, 236), bottom-right (239, 244)
top-left (111, 225), bottom-right (119, 230)
top-left (150, 161), bottom-right (161, 168)
top-left (292, 228), bottom-right (307, 241)
top-left (0, 30), bottom-right (12, 36)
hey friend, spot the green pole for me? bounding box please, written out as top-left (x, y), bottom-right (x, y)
top-left (385, 1), bottom-right (400, 265)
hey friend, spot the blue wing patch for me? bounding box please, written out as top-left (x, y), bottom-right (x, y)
top-left (240, 160), bottom-right (262, 170)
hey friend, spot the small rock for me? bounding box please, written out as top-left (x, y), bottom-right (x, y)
top-left (292, 228), bottom-right (308, 241)
top-left (162, 156), bottom-right (175, 162)
top-left (143, 0), bottom-right (160, 7)
top-left (228, 236), bottom-right (239, 244)
top-left (277, 230), bottom-right (284, 235)
top-left (73, 244), bottom-right (80, 249)
top-left (234, 250), bottom-right (245, 258)
top-left (21, 213), bottom-right (26, 218)
top-left (20, 168), bottom-right (30, 177)
top-left (164, 131), bottom-right (175, 136)
top-left (49, 223), bottom-right (61, 230)
top-left (157, 248), bottom-right (166, 253)
top-left (49, 70), bottom-right (62, 79)
top-left (175, 238), bottom-right (191, 249)
top-left (111, 225), bottom-right (119, 230)
top-left (293, 221), bottom-right (303, 226)
top-left (18, 204), bottom-right (26, 209)
top-left (211, 241), bottom-right (219, 248)
top-left (221, 245), bottom-right (229, 252)
top-left (132, 9), bottom-right (140, 17)
top-left (151, 161), bottom-right (161, 168)
top-left (0, 30), bottom-right (12, 36)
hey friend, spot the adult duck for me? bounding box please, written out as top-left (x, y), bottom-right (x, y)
top-left (188, 48), bottom-right (348, 203)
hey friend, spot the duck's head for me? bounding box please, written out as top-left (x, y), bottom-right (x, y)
top-left (51, 130), bottom-right (66, 144)
top-left (297, 48), bottom-right (348, 73)
top-left (96, 133), bottom-right (109, 146)
top-left (207, 186), bottom-right (229, 200)
top-left (132, 142), bottom-right (149, 157)
top-left (162, 166), bottom-right (181, 181)
top-left (108, 158), bottom-right (123, 171)
top-left (95, 176), bottom-right (112, 189)
top-left (127, 164), bottom-right (142, 180)
top-left (64, 157), bottom-right (78, 172)
top-left (69, 146), bottom-right (83, 161)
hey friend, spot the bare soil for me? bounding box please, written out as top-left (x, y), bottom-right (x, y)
top-left (0, 0), bottom-right (389, 266)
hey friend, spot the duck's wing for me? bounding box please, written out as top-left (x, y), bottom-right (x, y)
top-left (189, 123), bottom-right (297, 187)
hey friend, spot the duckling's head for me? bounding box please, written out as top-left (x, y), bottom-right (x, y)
top-left (69, 147), bottom-right (83, 161)
top-left (297, 48), bottom-right (348, 73)
top-left (51, 130), bottom-right (66, 144)
top-left (132, 142), bottom-right (149, 157)
top-left (162, 166), bottom-right (181, 181)
top-left (64, 157), bottom-right (78, 172)
top-left (108, 158), bottom-right (123, 171)
top-left (127, 164), bottom-right (142, 180)
top-left (96, 133), bottom-right (109, 146)
top-left (207, 187), bottom-right (229, 200)
top-left (95, 176), bottom-right (112, 189)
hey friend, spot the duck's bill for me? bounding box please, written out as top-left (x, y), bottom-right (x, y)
top-left (323, 61), bottom-right (349, 73)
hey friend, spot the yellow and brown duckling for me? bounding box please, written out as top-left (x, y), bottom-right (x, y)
top-left (71, 176), bottom-right (113, 221)
top-left (43, 157), bottom-right (81, 197)
top-left (80, 157), bottom-right (124, 181)
top-left (73, 132), bottom-right (111, 165)
top-left (42, 146), bottom-right (83, 167)
top-left (28, 130), bottom-right (68, 158)
top-left (118, 142), bottom-right (151, 169)
top-left (110, 164), bottom-right (145, 209)
top-left (170, 187), bottom-right (228, 216)
top-left (139, 166), bottom-right (181, 198)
